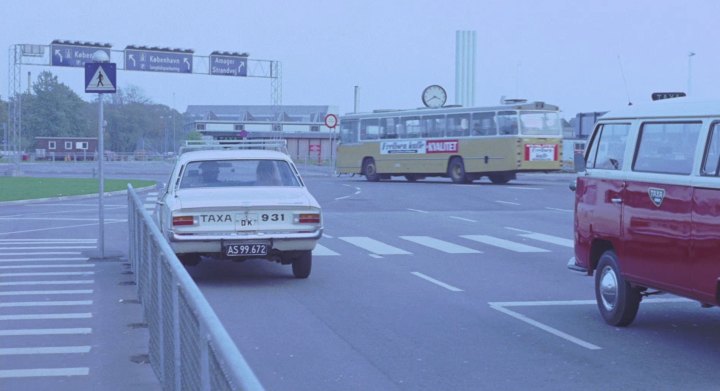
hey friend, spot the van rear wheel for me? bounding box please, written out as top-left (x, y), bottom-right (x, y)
top-left (595, 250), bottom-right (641, 326)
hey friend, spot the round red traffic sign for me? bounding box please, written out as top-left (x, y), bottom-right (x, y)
top-left (324, 113), bottom-right (338, 128)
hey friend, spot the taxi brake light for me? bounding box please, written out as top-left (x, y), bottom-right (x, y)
top-left (297, 213), bottom-right (320, 224)
top-left (173, 216), bottom-right (195, 226)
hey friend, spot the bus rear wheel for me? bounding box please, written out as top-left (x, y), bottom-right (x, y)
top-left (362, 158), bottom-right (380, 182)
top-left (448, 157), bottom-right (469, 184)
top-left (489, 173), bottom-right (513, 184)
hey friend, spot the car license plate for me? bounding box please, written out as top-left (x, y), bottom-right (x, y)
top-left (224, 242), bottom-right (269, 257)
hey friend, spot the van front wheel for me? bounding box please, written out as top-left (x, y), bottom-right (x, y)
top-left (595, 250), bottom-right (641, 326)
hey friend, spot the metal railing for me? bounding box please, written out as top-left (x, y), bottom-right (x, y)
top-left (128, 184), bottom-right (264, 391)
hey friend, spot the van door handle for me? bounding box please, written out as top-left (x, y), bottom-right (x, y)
top-left (611, 198), bottom-right (623, 204)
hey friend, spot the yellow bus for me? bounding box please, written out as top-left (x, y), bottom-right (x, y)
top-left (336, 100), bottom-right (563, 183)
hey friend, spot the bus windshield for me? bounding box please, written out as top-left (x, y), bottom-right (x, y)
top-left (519, 111), bottom-right (562, 136)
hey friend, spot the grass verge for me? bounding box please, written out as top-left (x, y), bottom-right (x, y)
top-left (0, 177), bottom-right (156, 202)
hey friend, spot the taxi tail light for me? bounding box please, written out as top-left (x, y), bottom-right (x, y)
top-left (173, 216), bottom-right (195, 226)
top-left (296, 213), bottom-right (321, 224)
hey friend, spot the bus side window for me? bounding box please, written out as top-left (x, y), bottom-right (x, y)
top-left (497, 111), bottom-right (518, 135)
top-left (471, 112), bottom-right (497, 136)
top-left (448, 114), bottom-right (470, 136)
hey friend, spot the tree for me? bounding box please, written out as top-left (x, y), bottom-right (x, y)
top-left (21, 71), bottom-right (92, 149)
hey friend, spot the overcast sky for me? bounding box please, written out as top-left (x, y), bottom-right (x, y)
top-left (1, 0), bottom-right (717, 118)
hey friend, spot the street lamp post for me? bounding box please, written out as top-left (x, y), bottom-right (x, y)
top-left (688, 52), bottom-right (696, 96)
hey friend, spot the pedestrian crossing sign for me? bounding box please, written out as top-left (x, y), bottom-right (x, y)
top-left (84, 62), bottom-right (116, 93)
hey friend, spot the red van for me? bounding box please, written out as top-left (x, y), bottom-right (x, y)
top-left (569, 98), bottom-right (720, 326)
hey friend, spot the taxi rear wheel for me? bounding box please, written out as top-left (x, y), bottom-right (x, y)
top-left (291, 251), bottom-right (312, 279)
top-left (595, 250), bottom-right (641, 326)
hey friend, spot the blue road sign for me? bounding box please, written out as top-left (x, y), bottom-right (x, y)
top-left (125, 49), bottom-right (193, 73)
top-left (51, 44), bottom-right (111, 67)
top-left (210, 54), bottom-right (248, 77)
top-left (85, 63), bottom-right (117, 93)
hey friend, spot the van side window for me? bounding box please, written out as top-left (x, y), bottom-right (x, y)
top-left (586, 123), bottom-right (629, 170)
top-left (633, 122), bottom-right (701, 175)
top-left (701, 122), bottom-right (720, 176)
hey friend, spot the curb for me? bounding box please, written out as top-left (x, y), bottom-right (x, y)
top-left (0, 184), bottom-right (158, 206)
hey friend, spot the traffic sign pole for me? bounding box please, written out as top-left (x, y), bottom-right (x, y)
top-left (86, 52), bottom-right (116, 259)
top-left (98, 93), bottom-right (105, 258)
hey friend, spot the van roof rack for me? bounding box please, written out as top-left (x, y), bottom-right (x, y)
top-left (179, 139), bottom-right (288, 155)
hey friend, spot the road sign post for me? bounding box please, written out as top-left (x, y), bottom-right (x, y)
top-left (85, 54), bottom-right (117, 259)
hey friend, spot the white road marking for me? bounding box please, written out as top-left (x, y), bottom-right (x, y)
top-left (0, 280), bottom-right (94, 286)
top-left (0, 271), bottom-right (94, 277)
top-left (369, 254), bottom-right (384, 259)
top-left (336, 185), bottom-right (361, 200)
top-left (503, 187), bottom-right (542, 190)
top-left (0, 313), bottom-right (92, 321)
top-left (495, 297), bottom-right (692, 307)
top-left (495, 200), bottom-right (520, 205)
top-left (0, 328), bottom-right (92, 336)
top-left (339, 237), bottom-right (412, 255)
top-left (407, 208), bottom-right (429, 213)
top-left (519, 233), bottom-right (574, 248)
top-left (0, 367), bottom-right (89, 378)
top-left (0, 220), bottom-right (126, 236)
top-left (0, 346), bottom-right (91, 355)
top-left (0, 252), bottom-right (83, 256)
top-left (0, 300), bottom-right (93, 308)
top-left (0, 264), bottom-right (95, 269)
top-left (0, 217), bottom-right (126, 222)
top-left (322, 233), bottom-right (334, 239)
top-left (0, 239), bottom-right (96, 243)
top-left (545, 207), bottom-right (573, 213)
top-left (489, 303), bottom-right (601, 350)
top-left (0, 289), bottom-right (93, 296)
top-left (411, 272), bottom-right (463, 292)
top-left (461, 235), bottom-right (549, 253)
top-left (312, 244), bottom-right (340, 256)
top-left (0, 257), bottom-right (89, 263)
top-left (489, 297), bottom-right (694, 350)
top-left (401, 236), bottom-right (481, 254)
top-left (0, 246), bottom-right (96, 250)
top-left (449, 216), bottom-right (477, 222)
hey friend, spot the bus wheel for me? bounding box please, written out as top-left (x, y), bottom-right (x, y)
top-left (447, 157), bottom-right (469, 183)
top-left (489, 173), bottom-right (511, 184)
top-left (405, 174), bottom-right (417, 182)
top-left (595, 250), bottom-right (641, 326)
top-left (363, 158), bottom-right (380, 182)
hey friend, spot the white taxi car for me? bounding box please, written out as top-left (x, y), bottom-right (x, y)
top-left (156, 140), bottom-right (323, 278)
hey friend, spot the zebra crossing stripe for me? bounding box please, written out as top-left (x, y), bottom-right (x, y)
top-left (400, 236), bottom-right (481, 254)
top-left (461, 235), bottom-right (549, 253)
top-left (0, 367), bottom-right (89, 378)
top-left (312, 244), bottom-right (339, 256)
top-left (339, 237), bottom-right (412, 255)
top-left (518, 233), bottom-right (573, 248)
